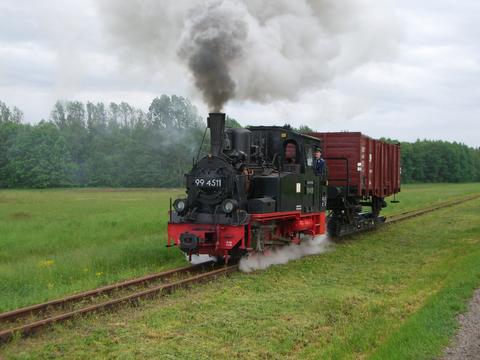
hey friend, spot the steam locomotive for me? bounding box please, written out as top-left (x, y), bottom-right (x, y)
top-left (167, 113), bottom-right (400, 263)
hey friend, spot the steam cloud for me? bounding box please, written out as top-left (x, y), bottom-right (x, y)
top-left (239, 235), bottom-right (332, 273)
top-left (97, 0), bottom-right (399, 111)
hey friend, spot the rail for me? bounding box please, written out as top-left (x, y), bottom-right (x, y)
top-left (0, 262), bottom-right (237, 343)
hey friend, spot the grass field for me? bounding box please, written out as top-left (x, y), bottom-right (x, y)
top-left (381, 183), bottom-right (480, 216)
top-left (0, 184), bottom-right (479, 359)
top-left (0, 188), bottom-right (187, 312)
top-left (0, 183), bottom-right (479, 315)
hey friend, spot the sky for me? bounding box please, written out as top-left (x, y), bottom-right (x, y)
top-left (0, 0), bottom-right (479, 147)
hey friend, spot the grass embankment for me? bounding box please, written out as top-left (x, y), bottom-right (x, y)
top-left (1, 191), bottom-right (480, 358)
top-left (0, 184), bottom-right (479, 314)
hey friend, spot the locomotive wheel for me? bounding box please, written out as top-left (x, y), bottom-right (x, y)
top-left (214, 256), bottom-right (226, 266)
top-left (229, 244), bottom-right (248, 261)
top-left (327, 217), bottom-right (338, 238)
top-left (215, 244), bottom-right (247, 265)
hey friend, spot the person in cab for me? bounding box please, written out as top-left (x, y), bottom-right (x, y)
top-left (313, 148), bottom-right (326, 179)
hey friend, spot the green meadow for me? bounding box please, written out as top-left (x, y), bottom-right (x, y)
top-left (0, 184), bottom-right (479, 313)
top-left (0, 184), bottom-right (479, 359)
top-left (0, 188), bottom-right (187, 312)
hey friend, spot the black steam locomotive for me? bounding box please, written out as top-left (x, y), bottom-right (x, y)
top-left (168, 113), bottom-right (328, 262)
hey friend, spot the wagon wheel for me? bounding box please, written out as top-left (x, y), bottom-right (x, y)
top-left (372, 196), bottom-right (385, 218)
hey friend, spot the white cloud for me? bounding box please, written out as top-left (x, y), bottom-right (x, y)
top-left (0, 0), bottom-right (479, 147)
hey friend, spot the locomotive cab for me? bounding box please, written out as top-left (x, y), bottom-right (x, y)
top-left (247, 126), bottom-right (327, 215)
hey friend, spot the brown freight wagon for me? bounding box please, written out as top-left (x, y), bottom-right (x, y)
top-left (309, 132), bottom-right (401, 236)
top-left (310, 132), bottom-right (401, 197)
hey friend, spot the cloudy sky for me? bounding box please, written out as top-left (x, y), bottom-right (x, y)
top-left (0, 0), bottom-right (479, 147)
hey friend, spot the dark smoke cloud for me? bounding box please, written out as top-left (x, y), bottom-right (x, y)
top-left (97, 0), bottom-right (400, 111)
top-left (178, 2), bottom-right (248, 111)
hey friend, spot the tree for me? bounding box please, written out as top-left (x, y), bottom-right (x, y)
top-left (399, 140), bottom-right (479, 183)
top-left (86, 102), bottom-right (109, 133)
top-left (297, 124), bottom-right (314, 133)
top-left (50, 101), bottom-right (67, 129)
top-left (3, 122), bottom-right (73, 188)
top-left (0, 101), bottom-right (23, 124)
top-left (0, 122), bottom-right (22, 187)
top-left (226, 116), bottom-right (242, 128)
top-left (148, 95), bottom-right (173, 128)
top-left (0, 101), bottom-right (11, 123)
top-left (148, 95), bottom-right (202, 129)
top-left (10, 107), bottom-right (23, 123)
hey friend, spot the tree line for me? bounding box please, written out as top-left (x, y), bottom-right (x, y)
top-left (0, 98), bottom-right (479, 188)
top-left (0, 96), bottom-right (207, 188)
top-left (399, 140), bottom-right (480, 183)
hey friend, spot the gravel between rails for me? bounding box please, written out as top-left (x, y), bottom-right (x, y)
top-left (441, 289), bottom-right (480, 360)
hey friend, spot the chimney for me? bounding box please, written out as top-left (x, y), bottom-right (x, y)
top-left (207, 113), bottom-right (226, 156)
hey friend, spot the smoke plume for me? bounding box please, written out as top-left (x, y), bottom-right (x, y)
top-left (97, 0), bottom-right (399, 111)
top-left (239, 235), bottom-right (332, 273)
top-left (178, 2), bottom-right (247, 111)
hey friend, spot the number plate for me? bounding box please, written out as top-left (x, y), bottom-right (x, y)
top-left (193, 178), bottom-right (223, 188)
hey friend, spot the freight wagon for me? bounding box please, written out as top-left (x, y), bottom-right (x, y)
top-left (310, 132), bottom-right (401, 236)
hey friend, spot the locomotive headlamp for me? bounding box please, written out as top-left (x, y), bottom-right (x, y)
top-left (173, 199), bottom-right (187, 213)
top-left (221, 199), bottom-right (238, 214)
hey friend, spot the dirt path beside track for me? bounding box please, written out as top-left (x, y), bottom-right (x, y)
top-left (442, 289), bottom-right (480, 359)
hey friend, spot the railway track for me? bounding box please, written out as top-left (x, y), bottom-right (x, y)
top-left (0, 261), bottom-right (238, 343)
top-left (386, 194), bottom-right (480, 224)
top-left (1, 193), bottom-right (478, 344)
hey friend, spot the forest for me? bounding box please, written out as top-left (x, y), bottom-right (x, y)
top-left (0, 98), bottom-right (479, 188)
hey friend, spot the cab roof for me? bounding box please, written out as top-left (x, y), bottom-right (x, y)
top-left (247, 126), bottom-right (321, 142)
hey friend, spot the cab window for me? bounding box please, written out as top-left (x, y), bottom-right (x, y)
top-left (305, 146), bottom-right (313, 166)
top-left (284, 141), bottom-right (298, 164)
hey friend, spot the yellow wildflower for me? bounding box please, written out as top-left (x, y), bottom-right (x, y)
top-left (39, 259), bottom-right (54, 268)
